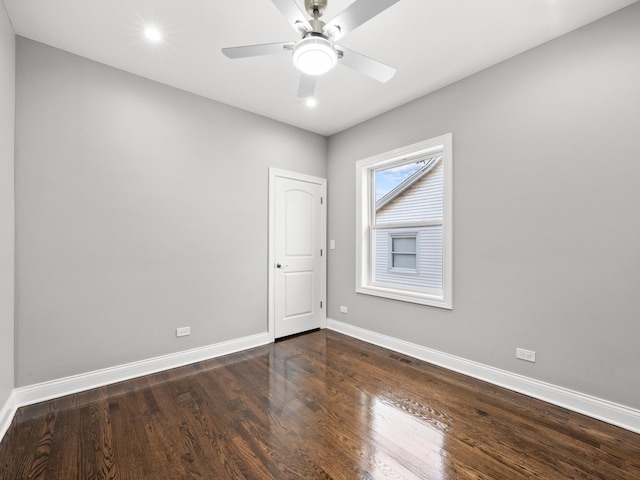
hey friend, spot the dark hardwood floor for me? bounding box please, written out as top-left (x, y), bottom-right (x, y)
top-left (1, 330), bottom-right (639, 479)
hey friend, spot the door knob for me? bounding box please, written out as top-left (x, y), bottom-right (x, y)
top-left (276, 263), bottom-right (282, 269)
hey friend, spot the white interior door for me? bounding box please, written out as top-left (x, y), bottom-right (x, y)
top-left (269, 169), bottom-right (326, 340)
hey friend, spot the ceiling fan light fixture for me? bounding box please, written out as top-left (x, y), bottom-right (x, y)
top-left (292, 36), bottom-right (338, 76)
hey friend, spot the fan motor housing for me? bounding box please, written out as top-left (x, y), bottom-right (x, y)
top-left (305, 0), bottom-right (328, 18)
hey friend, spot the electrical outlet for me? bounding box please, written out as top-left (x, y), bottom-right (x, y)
top-left (516, 348), bottom-right (535, 362)
top-left (339, 306), bottom-right (348, 314)
top-left (176, 326), bottom-right (191, 337)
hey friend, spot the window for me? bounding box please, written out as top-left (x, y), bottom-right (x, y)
top-left (390, 234), bottom-right (417, 271)
top-left (355, 134), bottom-right (452, 309)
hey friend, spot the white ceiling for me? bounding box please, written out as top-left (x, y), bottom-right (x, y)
top-left (3, 0), bottom-right (637, 136)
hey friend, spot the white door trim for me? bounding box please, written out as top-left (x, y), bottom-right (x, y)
top-left (268, 168), bottom-right (327, 342)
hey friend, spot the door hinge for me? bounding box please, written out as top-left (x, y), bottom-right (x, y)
top-left (320, 196), bottom-right (323, 205)
top-left (320, 249), bottom-right (323, 257)
top-left (320, 301), bottom-right (323, 308)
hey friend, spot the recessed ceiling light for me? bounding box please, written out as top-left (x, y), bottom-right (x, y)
top-left (144, 26), bottom-right (162, 43)
top-left (306, 98), bottom-right (317, 108)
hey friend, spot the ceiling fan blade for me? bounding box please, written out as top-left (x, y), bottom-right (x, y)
top-left (298, 74), bottom-right (317, 98)
top-left (271, 0), bottom-right (312, 33)
top-left (324, 0), bottom-right (401, 41)
top-left (336, 46), bottom-right (396, 83)
top-left (222, 42), bottom-right (294, 59)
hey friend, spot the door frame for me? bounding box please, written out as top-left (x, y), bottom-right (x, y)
top-left (268, 168), bottom-right (327, 342)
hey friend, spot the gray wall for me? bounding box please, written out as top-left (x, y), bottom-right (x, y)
top-left (15, 38), bottom-right (327, 386)
top-left (10, 3), bottom-right (640, 413)
top-left (0, 5), bottom-right (15, 407)
top-left (327, 3), bottom-right (640, 409)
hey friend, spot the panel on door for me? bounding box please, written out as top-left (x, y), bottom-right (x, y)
top-left (274, 176), bottom-right (322, 338)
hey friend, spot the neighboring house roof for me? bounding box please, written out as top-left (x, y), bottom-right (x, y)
top-left (375, 155), bottom-right (442, 211)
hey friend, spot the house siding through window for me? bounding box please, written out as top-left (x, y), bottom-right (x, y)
top-left (374, 161), bottom-right (444, 291)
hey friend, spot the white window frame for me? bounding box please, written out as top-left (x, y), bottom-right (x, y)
top-left (355, 133), bottom-right (453, 309)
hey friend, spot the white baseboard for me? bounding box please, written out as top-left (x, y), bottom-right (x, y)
top-left (327, 318), bottom-right (640, 434)
top-left (14, 332), bottom-right (270, 410)
top-left (4, 324), bottom-right (639, 443)
top-left (0, 390), bottom-right (17, 443)
top-left (0, 332), bottom-right (270, 444)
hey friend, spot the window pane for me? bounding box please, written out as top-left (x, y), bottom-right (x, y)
top-left (392, 237), bottom-right (416, 253)
top-left (374, 156), bottom-right (443, 225)
top-left (392, 253), bottom-right (416, 269)
top-left (375, 162), bottom-right (423, 201)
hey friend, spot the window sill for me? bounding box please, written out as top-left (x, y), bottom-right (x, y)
top-left (356, 284), bottom-right (452, 310)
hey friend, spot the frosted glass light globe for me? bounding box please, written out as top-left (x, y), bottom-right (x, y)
top-left (292, 37), bottom-right (338, 76)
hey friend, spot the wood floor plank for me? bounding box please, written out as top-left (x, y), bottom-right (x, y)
top-left (1, 330), bottom-right (639, 479)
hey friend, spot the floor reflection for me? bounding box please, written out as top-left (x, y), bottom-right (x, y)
top-left (267, 330), bottom-right (453, 478)
top-left (370, 396), bottom-right (446, 478)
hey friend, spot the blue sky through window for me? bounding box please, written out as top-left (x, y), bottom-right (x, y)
top-left (375, 162), bottom-right (424, 200)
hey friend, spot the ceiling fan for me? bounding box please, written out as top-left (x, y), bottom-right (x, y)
top-left (222, 0), bottom-right (401, 98)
